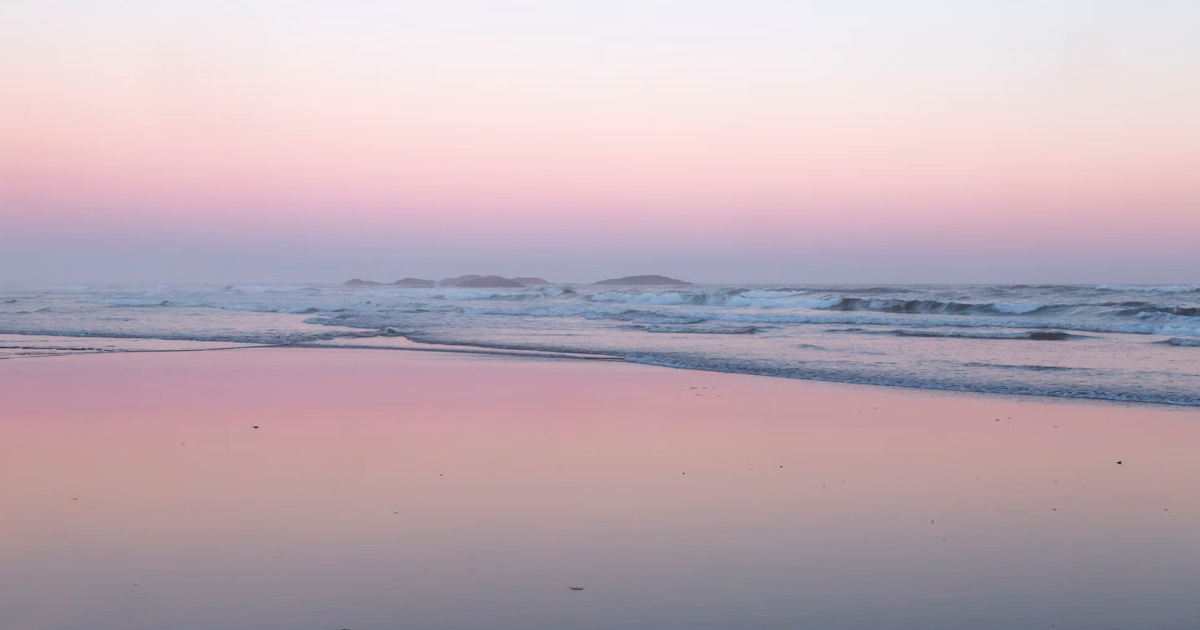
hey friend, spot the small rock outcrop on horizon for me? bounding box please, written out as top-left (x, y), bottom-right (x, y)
top-left (510, 277), bottom-right (550, 285)
top-left (457, 275), bottom-right (525, 288)
top-left (437, 274), bottom-right (483, 286)
top-left (392, 278), bottom-right (436, 287)
top-left (594, 275), bottom-right (692, 286)
top-left (344, 278), bottom-right (383, 286)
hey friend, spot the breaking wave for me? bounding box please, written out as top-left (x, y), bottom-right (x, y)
top-left (1158, 337), bottom-right (1200, 347)
top-left (1097, 285), bottom-right (1199, 293)
top-left (4, 281), bottom-right (1199, 406)
top-left (831, 329), bottom-right (1083, 341)
top-left (640, 325), bottom-right (759, 335)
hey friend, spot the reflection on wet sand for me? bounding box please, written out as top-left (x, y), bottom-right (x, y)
top-left (1, 348), bottom-right (1198, 630)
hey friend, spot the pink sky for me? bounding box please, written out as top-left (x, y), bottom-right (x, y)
top-left (1, 1), bottom-right (1198, 282)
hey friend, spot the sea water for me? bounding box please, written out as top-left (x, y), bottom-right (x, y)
top-left (1, 282), bottom-right (1197, 405)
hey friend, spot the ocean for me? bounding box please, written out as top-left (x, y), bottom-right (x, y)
top-left (2, 282), bottom-right (1198, 406)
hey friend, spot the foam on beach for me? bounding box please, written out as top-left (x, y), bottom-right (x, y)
top-left (2, 282), bottom-right (1198, 405)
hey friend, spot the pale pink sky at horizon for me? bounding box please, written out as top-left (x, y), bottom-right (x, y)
top-left (2, 0), bottom-right (1198, 283)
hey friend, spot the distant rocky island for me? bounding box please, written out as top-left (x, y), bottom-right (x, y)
top-left (346, 274), bottom-right (691, 287)
top-left (436, 274), bottom-right (482, 286)
top-left (456, 275), bottom-right (524, 288)
top-left (392, 278), bottom-right (435, 287)
top-left (594, 275), bottom-right (692, 286)
top-left (436, 274), bottom-right (525, 288)
top-left (347, 275), bottom-right (545, 288)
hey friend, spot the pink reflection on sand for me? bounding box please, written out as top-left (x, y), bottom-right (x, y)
top-left (1, 349), bottom-right (1199, 630)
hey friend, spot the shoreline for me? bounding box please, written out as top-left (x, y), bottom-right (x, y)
top-left (2, 331), bottom-right (1197, 410)
top-left (5, 281), bottom-right (1199, 408)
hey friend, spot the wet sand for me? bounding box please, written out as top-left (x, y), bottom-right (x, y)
top-left (1, 348), bottom-right (1198, 630)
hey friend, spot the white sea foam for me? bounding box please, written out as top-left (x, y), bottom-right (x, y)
top-left (589, 292), bottom-right (692, 305)
top-left (5, 282), bottom-right (1199, 405)
top-left (725, 294), bottom-right (843, 309)
top-left (1097, 285), bottom-right (1199, 293)
top-left (991, 302), bottom-right (1046, 314)
top-left (736, 290), bottom-right (807, 299)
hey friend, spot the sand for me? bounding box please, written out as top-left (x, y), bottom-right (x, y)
top-left (1, 347), bottom-right (1198, 630)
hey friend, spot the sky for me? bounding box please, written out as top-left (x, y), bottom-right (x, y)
top-left (1, 0), bottom-right (1198, 284)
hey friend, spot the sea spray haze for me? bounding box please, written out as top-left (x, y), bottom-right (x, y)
top-left (2, 283), bottom-right (1198, 406)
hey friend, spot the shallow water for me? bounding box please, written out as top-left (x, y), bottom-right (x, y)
top-left (1, 282), bottom-right (1198, 405)
top-left (2, 349), bottom-right (1198, 629)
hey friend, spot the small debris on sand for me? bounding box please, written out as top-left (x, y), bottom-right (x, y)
top-left (568, 586), bottom-right (584, 591)
top-left (1117, 461), bottom-right (1122, 465)
top-left (252, 426), bottom-right (259, 429)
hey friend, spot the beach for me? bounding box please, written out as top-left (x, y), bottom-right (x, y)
top-left (2, 347), bottom-right (1198, 630)
top-left (6, 0), bottom-right (1198, 626)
